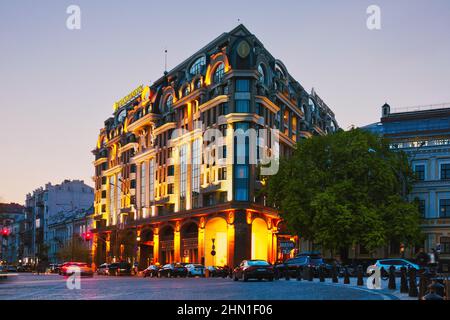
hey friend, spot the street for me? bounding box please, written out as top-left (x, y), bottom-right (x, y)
top-left (0, 274), bottom-right (402, 300)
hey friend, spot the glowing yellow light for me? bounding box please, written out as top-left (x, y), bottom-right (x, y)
top-left (251, 218), bottom-right (268, 261)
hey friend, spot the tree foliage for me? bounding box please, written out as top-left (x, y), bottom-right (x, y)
top-left (57, 236), bottom-right (91, 263)
top-left (263, 129), bottom-right (423, 253)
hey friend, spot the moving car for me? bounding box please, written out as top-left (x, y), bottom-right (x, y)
top-left (374, 259), bottom-right (420, 276)
top-left (158, 263), bottom-right (188, 278)
top-left (108, 262), bottom-right (132, 276)
top-left (60, 262), bottom-right (94, 277)
top-left (233, 260), bottom-right (274, 282)
top-left (186, 264), bottom-right (205, 277)
top-left (143, 265), bottom-right (160, 278)
top-left (96, 263), bottom-right (110, 275)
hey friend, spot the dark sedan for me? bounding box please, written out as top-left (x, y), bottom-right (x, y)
top-left (143, 265), bottom-right (160, 278)
top-left (206, 266), bottom-right (230, 278)
top-left (233, 260), bottom-right (274, 282)
top-left (108, 262), bottom-right (132, 276)
top-left (158, 263), bottom-right (188, 278)
top-left (275, 255), bottom-right (331, 278)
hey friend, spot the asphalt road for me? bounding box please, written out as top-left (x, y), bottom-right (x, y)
top-left (0, 273), bottom-right (401, 300)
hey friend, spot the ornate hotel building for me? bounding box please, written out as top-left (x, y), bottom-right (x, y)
top-left (92, 25), bottom-right (339, 269)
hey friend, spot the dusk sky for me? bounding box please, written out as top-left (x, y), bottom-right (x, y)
top-left (1, 0), bottom-right (450, 204)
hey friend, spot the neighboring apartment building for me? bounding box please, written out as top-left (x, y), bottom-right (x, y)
top-left (364, 103), bottom-right (450, 261)
top-left (23, 180), bottom-right (94, 265)
top-left (92, 25), bottom-right (339, 269)
top-left (47, 207), bottom-right (94, 264)
top-left (0, 203), bottom-right (25, 264)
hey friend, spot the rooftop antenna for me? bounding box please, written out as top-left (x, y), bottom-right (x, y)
top-left (164, 48), bottom-right (168, 75)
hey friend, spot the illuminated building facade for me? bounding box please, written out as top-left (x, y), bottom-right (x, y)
top-left (92, 25), bottom-right (338, 268)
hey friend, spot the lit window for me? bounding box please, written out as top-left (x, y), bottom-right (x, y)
top-left (213, 62), bottom-right (225, 84)
top-left (140, 163), bottom-right (146, 209)
top-left (149, 159), bottom-right (155, 202)
top-left (190, 56), bottom-right (206, 75)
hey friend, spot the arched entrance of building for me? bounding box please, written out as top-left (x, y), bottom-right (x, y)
top-left (119, 230), bottom-right (135, 263)
top-left (205, 217), bottom-right (228, 267)
top-left (139, 228), bottom-right (154, 268)
top-left (251, 218), bottom-right (268, 261)
top-left (159, 225), bottom-right (174, 264)
top-left (181, 222), bottom-right (198, 264)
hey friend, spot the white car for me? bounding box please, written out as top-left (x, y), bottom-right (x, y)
top-left (185, 264), bottom-right (205, 277)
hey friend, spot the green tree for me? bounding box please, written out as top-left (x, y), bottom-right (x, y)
top-left (263, 128), bottom-right (423, 256)
top-left (57, 236), bottom-right (91, 263)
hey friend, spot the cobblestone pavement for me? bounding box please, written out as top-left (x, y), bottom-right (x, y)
top-left (0, 273), bottom-right (407, 300)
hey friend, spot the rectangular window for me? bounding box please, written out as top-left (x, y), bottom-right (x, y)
top-left (414, 165), bottom-right (425, 181)
top-left (235, 165), bottom-right (249, 201)
top-left (235, 100), bottom-right (250, 113)
top-left (418, 199), bottom-right (426, 218)
top-left (149, 159), bottom-right (155, 202)
top-left (180, 144), bottom-right (187, 211)
top-left (192, 139), bottom-right (201, 210)
top-left (439, 199), bottom-right (450, 218)
top-left (236, 79), bottom-right (250, 92)
top-left (116, 173), bottom-right (121, 217)
top-left (441, 164), bottom-right (450, 180)
top-left (140, 163), bottom-right (146, 210)
top-left (109, 176), bottom-right (115, 225)
top-left (218, 167), bottom-right (227, 181)
top-left (441, 237), bottom-right (450, 254)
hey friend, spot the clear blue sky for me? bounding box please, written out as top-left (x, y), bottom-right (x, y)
top-left (1, 0), bottom-right (450, 204)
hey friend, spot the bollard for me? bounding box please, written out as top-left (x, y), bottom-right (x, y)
top-left (418, 269), bottom-right (431, 300)
top-left (408, 268), bottom-right (418, 297)
top-left (388, 265), bottom-right (396, 290)
top-left (319, 265), bottom-right (325, 282)
top-left (296, 267), bottom-right (302, 281)
top-left (332, 265), bottom-right (339, 283)
top-left (357, 265), bottom-right (364, 286)
top-left (274, 268), bottom-right (280, 280)
top-left (285, 269), bottom-right (290, 281)
top-left (400, 267), bottom-right (409, 293)
top-left (344, 267), bottom-right (350, 284)
top-left (308, 266), bottom-right (314, 281)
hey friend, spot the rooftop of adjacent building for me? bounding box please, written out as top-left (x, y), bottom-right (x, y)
top-left (26, 179), bottom-right (94, 199)
top-left (0, 203), bottom-right (25, 214)
top-left (362, 102), bottom-right (450, 138)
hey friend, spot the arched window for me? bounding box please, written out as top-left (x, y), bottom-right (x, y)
top-left (308, 98), bottom-right (316, 113)
top-left (195, 79), bottom-right (202, 89)
top-left (190, 56), bottom-right (206, 75)
top-left (213, 62), bottom-right (225, 84)
top-left (257, 64), bottom-right (265, 85)
top-left (163, 94), bottom-right (173, 113)
top-left (183, 86), bottom-right (190, 97)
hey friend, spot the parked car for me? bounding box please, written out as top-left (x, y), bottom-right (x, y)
top-left (16, 265), bottom-right (32, 273)
top-left (206, 266), bottom-right (230, 278)
top-left (275, 255), bottom-right (330, 278)
top-left (186, 264), bottom-right (205, 277)
top-left (108, 262), bottom-right (132, 276)
top-left (143, 265), bottom-right (160, 278)
top-left (374, 259), bottom-right (420, 276)
top-left (96, 263), bottom-right (110, 275)
top-left (158, 263), bottom-right (188, 278)
top-left (233, 260), bottom-right (274, 282)
top-left (6, 266), bottom-right (17, 273)
top-left (60, 262), bottom-right (94, 277)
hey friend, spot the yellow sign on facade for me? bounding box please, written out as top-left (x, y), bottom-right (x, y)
top-left (113, 85), bottom-right (144, 111)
